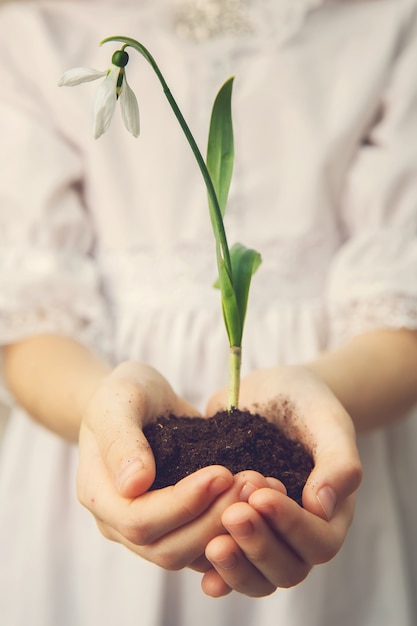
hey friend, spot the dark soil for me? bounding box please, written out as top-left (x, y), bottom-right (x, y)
top-left (144, 408), bottom-right (314, 506)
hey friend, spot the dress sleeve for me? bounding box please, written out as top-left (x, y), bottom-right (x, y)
top-left (326, 6), bottom-right (417, 346)
top-left (0, 10), bottom-right (112, 402)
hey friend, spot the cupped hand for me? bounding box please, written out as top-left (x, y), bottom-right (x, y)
top-left (202, 365), bottom-right (363, 597)
top-left (77, 361), bottom-right (238, 568)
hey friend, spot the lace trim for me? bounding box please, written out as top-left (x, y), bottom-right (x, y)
top-left (97, 241), bottom-right (329, 312)
top-left (329, 294), bottom-right (417, 347)
top-left (0, 306), bottom-right (113, 405)
top-left (0, 242), bottom-right (113, 348)
top-left (173, 0), bottom-right (324, 43)
top-left (0, 306), bottom-right (112, 358)
top-left (1, 307), bottom-right (91, 340)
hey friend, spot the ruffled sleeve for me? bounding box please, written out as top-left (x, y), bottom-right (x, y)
top-left (326, 4), bottom-right (417, 346)
top-left (0, 7), bottom-right (111, 401)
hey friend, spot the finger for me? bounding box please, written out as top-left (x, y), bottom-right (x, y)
top-left (286, 374), bottom-right (363, 520)
top-left (78, 454), bottom-right (234, 545)
top-left (201, 567), bottom-right (233, 598)
top-left (232, 471), bottom-right (287, 504)
top-left (90, 468), bottom-right (237, 571)
top-left (88, 472), bottom-right (282, 573)
top-left (83, 375), bottom-right (157, 498)
top-left (77, 421), bottom-right (152, 518)
top-left (131, 471), bottom-right (275, 570)
top-left (189, 554), bottom-right (212, 573)
top-left (179, 474), bottom-right (285, 575)
top-left (224, 501), bottom-right (311, 589)
top-left (84, 363), bottom-right (201, 499)
top-left (302, 428), bottom-right (362, 521)
top-left (249, 487), bottom-right (353, 565)
top-left (205, 532), bottom-right (277, 597)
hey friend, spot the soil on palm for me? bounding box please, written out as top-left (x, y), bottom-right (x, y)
top-left (144, 408), bottom-right (314, 506)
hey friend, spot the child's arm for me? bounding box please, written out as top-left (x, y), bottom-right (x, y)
top-left (307, 328), bottom-right (417, 433)
top-left (3, 334), bottom-right (111, 441)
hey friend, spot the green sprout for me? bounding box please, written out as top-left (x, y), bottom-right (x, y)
top-left (59, 35), bottom-right (261, 410)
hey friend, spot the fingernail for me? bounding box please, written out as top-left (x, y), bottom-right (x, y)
top-left (239, 481), bottom-right (257, 502)
top-left (117, 458), bottom-right (144, 492)
top-left (209, 476), bottom-right (232, 496)
top-left (212, 553), bottom-right (238, 570)
top-left (229, 520), bottom-right (254, 538)
top-left (317, 486), bottom-right (336, 520)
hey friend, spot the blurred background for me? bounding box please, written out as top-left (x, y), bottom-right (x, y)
top-left (0, 402), bottom-right (9, 446)
top-left (0, 0), bottom-right (17, 446)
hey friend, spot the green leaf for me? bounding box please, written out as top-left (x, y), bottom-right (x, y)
top-left (216, 248), bottom-right (242, 347)
top-left (214, 243), bottom-right (262, 347)
top-left (229, 243), bottom-right (262, 342)
top-left (206, 77), bottom-right (235, 217)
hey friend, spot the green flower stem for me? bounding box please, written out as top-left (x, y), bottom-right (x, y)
top-left (101, 36), bottom-right (232, 278)
top-left (101, 36), bottom-right (249, 411)
top-left (228, 346), bottom-right (241, 410)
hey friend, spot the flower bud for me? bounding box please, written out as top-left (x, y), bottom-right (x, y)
top-left (112, 49), bottom-right (129, 68)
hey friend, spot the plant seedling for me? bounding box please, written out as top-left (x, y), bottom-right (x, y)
top-left (59, 36), bottom-right (262, 410)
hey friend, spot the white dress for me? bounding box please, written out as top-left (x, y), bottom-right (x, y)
top-left (1, 1), bottom-right (417, 624)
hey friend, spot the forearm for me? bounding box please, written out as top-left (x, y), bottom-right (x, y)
top-left (307, 328), bottom-right (417, 433)
top-left (3, 334), bottom-right (111, 442)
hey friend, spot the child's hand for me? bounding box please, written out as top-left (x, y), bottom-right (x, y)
top-left (77, 361), bottom-right (240, 569)
top-left (202, 365), bottom-right (362, 597)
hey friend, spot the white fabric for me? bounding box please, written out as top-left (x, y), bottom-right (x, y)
top-left (173, 0), bottom-right (324, 43)
top-left (0, 0), bottom-right (417, 624)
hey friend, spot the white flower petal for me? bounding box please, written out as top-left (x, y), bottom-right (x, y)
top-left (120, 77), bottom-right (140, 138)
top-left (92, 67), bottom-right (119, 139)
top-left (57, 67), bottom-right (107, 87)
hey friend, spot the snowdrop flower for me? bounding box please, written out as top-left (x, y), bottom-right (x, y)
top-left (58, 49), bottom-right (140, 139)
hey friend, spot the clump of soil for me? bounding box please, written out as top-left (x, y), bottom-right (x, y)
top-left (144, 408), bottom-right (314, 506)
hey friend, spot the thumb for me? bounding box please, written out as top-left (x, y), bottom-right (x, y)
top-left (302, 440), bottom-right (362, 521)
top-left (112, 391), bottom-right (200, 496)
top-left (83, 362), bottom-right (201, 499)
top-left (83, 374), bottom-right (157, 499)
